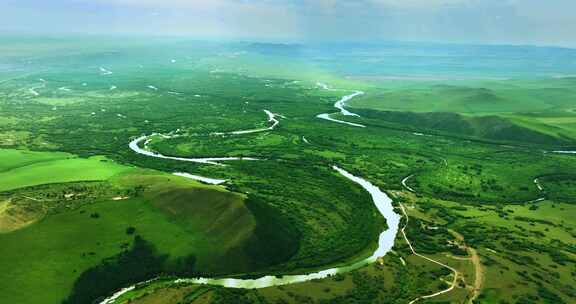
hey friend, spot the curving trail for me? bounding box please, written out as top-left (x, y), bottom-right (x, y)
top-left (399, 167), bottom-right (547, 302)
top-left (400, 176), bottom-right (491, 303)
top-left (399, 203), bottom-right (459, 304)
top-left (101, 86), bottom-right (401, 303)
top-left (448, 230), bottom-right (483, 304)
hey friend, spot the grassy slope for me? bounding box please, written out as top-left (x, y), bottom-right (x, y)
top-left (351, 80), bottom-right (576, 114)
top-left (506, 114), bottom-right (576, 143)
top-left (0, 185), bottom-right (259, 304)
top-left (349, 79), bottom-right (576, 144)
top-left (0, 150), bottom-right (132, 192)
top-left (111, 171), bottom-right (258, 272)
top-left (0, 150), bottom-right (265, 304)
top-left (0, 149), bottom-right (70, 172)
top-left (0, 198), bottom-right (196, 304)
top-left (356, 109), bottom-right (568, 145)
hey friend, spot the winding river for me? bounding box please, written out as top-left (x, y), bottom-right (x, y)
top-left (129, 134), bottom-right (259, 166)
top-left (101, 84), bottom-right (400, 303)
top-left (316, 82), bottom-right (366, 128)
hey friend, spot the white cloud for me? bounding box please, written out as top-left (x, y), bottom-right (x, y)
top-left (3, 0), bottom-right (575, 46)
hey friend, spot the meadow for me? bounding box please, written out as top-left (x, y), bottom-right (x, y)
top-left (0, 149), bottom-right (270, 304)
top-left (0, 38), bottom-right (574, 303)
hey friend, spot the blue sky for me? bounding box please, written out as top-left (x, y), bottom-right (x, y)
top-left (1, 0), bottom-right (575, 47)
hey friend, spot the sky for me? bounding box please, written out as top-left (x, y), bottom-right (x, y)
top-left (1, 0), bottom-right (576, 47)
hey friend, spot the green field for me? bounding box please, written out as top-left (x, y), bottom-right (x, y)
top-left (0, 38), bottom-right (575, 304)
top-left (0, 197), bottom-right (196, 304)
top-left (349, 79), bottom-right (576, 144)
top-left (0, 149), bottom-right (71, 172)
top-left (351, 79), bottom-right (576, 115)
top-left (0, 153), bottom-right (131, 192)
top-left (0, 149), bottom-right (266, 304)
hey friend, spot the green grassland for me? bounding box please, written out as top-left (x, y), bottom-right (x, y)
top-left (131, 193), bottom-right (572, 304)
top-left (0, 149), bottom-right (282, 304)
top-left (0, 197), bottom-right (192, 304)
top-left (407, 152), bottom-right (576, 203)
top-left (0, 153), bottom-right (131, 192)
top-left (351, 79), bottom-right (576, 115)
top-left (348, 78), bottom-right (576, 145)
top-left (0, 40), bottom-right (575, 304)
top-left (0, 149), bottom-right (71, 171)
